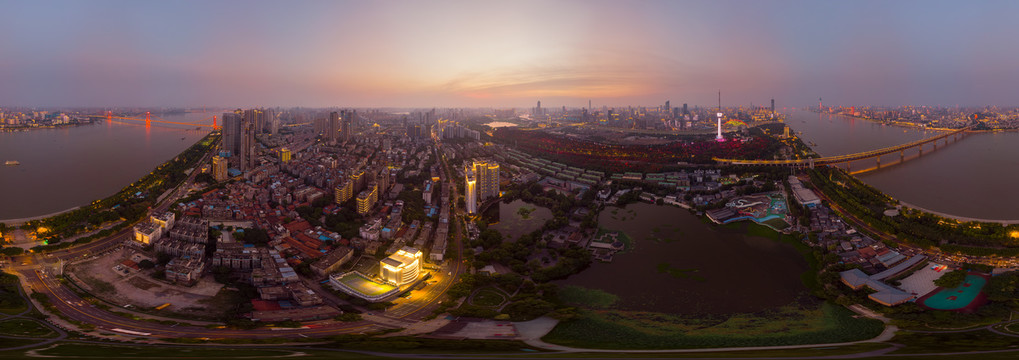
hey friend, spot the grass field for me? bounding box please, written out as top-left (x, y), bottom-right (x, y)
top-left (0, 318), bottom-right (57, 338)
top-left (542, 302), bottom-right (883, 349)
top-left (471, 288), bottom-right (507, 307)
top-left (17, 343), bottom-right (363, 359)
top-left (557, 285), bottom-right (619, 309)
top-left (336, 273), bottom-right (395, 297)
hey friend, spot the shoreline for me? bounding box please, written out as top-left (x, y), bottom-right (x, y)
top-left (896, 201), bottom-right (1019, 225)
top-left (813, 111), bottom-right (1019, 133)
top-left (0, 206), bottom-right (82, 226)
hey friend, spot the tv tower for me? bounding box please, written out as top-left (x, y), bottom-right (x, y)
top-left (716, 90), bottom-right (723, 141)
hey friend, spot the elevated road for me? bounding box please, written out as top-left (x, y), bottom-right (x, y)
top-left (715, 126), bottom-right (972, 167)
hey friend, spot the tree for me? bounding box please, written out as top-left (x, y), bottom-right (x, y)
top-left (0, 247), bottom-right (25, 256)
top-left (934, 270), bottom-right (968, 288)
top-left (138, 259), bottom-right (155, 269)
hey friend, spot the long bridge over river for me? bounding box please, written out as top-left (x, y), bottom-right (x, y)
top-left (715, 126), bottom-right (973, 172)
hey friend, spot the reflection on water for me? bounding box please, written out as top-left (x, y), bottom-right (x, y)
top-left (485, 199), bottom-right (553, 241)
top-left (559, 203), bottom-right (807, 314)
top-left (0, 113), bottom-right (214, 219)
top-left (788, 111), bottom-right (1019, 220)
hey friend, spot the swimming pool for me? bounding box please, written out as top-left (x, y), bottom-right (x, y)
top-left (920, 274), bottom-right (988, 311)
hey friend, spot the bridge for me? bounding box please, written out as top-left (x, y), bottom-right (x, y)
top-left (93, 111), bottom-right (219, 129)
top-left (715, 126), bottom-right (973, 171)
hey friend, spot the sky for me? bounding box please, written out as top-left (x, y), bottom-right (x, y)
top-left (1, 0), bottom-right (1018, 108)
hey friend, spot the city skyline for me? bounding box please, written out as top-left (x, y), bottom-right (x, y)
top-left (3, 0), bottom-right (1019, 108)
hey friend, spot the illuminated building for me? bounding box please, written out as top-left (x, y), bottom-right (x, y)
top-left (151, 212), bottom-right (175, 230)
top-left (464, 169), bottom-right (478, 214)
top-left (335, 180), bottom-right (354, 204)
top-left (470, 159), bottom-right (500, 200)
top-left (380, 247), bottom-right (422, 286)
top-left (356, 182), bottom-right (378, 215)
top-left (212, 156), bottom-right (228, 181)
top-left (280, 147), bottom-right (291, 162)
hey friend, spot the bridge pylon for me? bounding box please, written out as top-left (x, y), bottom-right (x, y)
top-left (145, 112), bottom-right (151, 128)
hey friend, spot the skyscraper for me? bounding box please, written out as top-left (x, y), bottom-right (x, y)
top-left (464, 168), bottom-right (478, 215)
top-left (222, 112), bottom-right (242, 157)
top-left (328, 111), bottom-right (340, 143)
top-left (771, 99), bottom-right (775, 113)
top-left (342, 110), bottom-right (355, 142)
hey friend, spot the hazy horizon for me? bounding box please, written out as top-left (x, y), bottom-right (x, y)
top-left (3, 0), bottom-right (1019, 108)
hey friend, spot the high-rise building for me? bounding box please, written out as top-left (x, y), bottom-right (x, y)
top-left (471, 159), bottom-right (499, 200)
top-left (222, 112), bottom-right (242, 158)
top-left (280, 147), bottom-right (291, 162)
top-left (335, 180), bottom-right (354, 204)
top-left (328, 111), bottom-right (340, 143)
top-left (350, 170), bottom-right (365, 194)
top-left (683, 103), bottom-right (689, 114)
top-left (266, 108), bottom-right (278, 134)
top-left (356, 182), bottom-right (378, 215)
top-left (771, 99), bottom-right (776, 113)
top-left (464, 168), bottom-right (478, 214)
top-left (342, 110), bottom-right (355, 142)
top-left (212, 156), bottom-right (228, 181)
top-left (241, 117), bottom-right (255, 171)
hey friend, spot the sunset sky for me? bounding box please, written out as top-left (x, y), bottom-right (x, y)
top-left (2, 0), bottom-right (1018, 108)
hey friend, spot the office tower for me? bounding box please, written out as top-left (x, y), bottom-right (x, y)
top-left (683, 103), bottom-right (688, 114)
top-left (665, 100), bottom-right (671, 112)
top-left (329, 111), bottom-right (340, 144)
top-left (212, 156), bottom-right (228, 181)
top-left (464, 168), bottom-right (478, 215)
top-left (471, 159), bottom-right (500, 200)
top-left (771, 99), bottom-right (775, 113)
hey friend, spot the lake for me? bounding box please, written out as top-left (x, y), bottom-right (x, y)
top-left (485, 199), bottom-right (553, 241)
top-left (560, 203), bottom-right (808, 314)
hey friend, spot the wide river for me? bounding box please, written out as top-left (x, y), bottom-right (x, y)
top-left (0, 113), bottom-right (215, 220)
top-left (788, 110), bottom-right (1019, 221)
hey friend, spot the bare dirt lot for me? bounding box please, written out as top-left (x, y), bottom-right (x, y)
top-left (67, 247), bottom-right (227, 318)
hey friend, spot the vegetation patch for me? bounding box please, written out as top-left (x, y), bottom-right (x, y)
top-left (655, 263), bottom-right (703, 281)
top-left (557, 285), bottom-right (618, 309)
top-left (471, 288), bottom-right (507, 307)
top-left (30, 343), bottom-right (307, 358)
top-left (517, 206), bottom-right (536, 219)
top-left (0, 318), bottom-right (57, 338)
top-left (543, 302), bottom-right (883, 349)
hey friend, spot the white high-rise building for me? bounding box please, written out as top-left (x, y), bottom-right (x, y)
top-left (464, 169), bottom-right (478, 215)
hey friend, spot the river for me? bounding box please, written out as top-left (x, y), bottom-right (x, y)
top-left (0, 112), bottom-right (215, 220)
top-left (788, 110), bottom-right (1019, 221)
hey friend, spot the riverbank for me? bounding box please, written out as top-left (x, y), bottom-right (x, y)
top-left (897, 201), bottom-right (1019, 225)
top-left (0, 207), bottom-right (81, 226)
